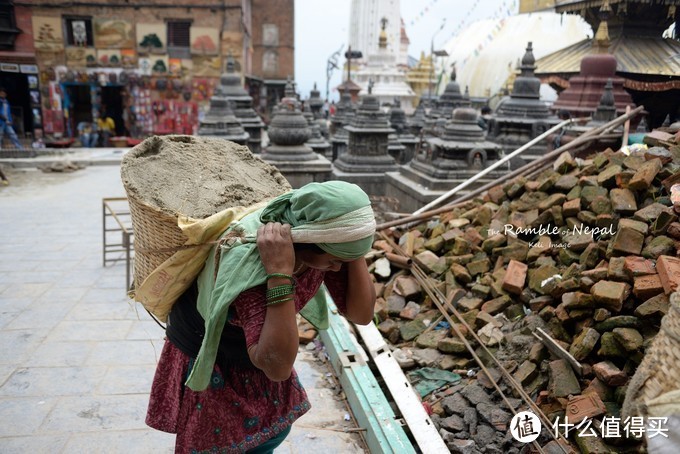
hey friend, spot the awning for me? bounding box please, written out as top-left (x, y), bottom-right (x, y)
top-left (535, 35), bottom-right (680, 78)
top-left (0, 51), bottom-right (37, 66)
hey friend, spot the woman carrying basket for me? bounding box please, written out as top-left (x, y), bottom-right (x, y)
top-left (146, 181), bottom-right (377, 453)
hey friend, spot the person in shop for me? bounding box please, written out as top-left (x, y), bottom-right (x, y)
top-left (146, 180), bottom-right (377, 453)
top-left (96, 110), bottom-right (116, 147)
top-left (0, 87), bottom-right (24, 149)
top-left (77, 120), bottom-right (99, 148)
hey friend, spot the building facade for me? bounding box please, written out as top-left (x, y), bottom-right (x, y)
top-left (0, 0), bottom-right (293, 144)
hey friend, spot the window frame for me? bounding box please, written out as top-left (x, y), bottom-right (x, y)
top-left (64, 16), bottom-right (94, 47)
top-left (167, 19), bottom-right (192, 59)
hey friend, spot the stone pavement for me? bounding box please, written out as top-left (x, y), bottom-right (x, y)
top-left (0, 163), bottom-right (366, 453)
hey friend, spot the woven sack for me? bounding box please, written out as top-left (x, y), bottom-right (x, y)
top-left (126, 191), bottom-right (187, 290)
top-left (622, 293), bottom-right (680, 419)
top-left (120, 135), bottom-right (291, 317)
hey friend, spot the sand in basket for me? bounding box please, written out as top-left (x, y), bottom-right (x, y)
top-left (121, 135), bottom-right (291, 291)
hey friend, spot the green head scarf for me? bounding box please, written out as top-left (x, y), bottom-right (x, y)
top-left (188, 181), bottom-right (375, 391)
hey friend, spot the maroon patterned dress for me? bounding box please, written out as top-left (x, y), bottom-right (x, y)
top-left (146, 267), bottom-right (347, 453)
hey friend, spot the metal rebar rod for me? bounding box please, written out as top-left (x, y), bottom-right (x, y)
top-left (413, 117), bottom-right (578, 215)
top-left (376, 105), bottom-right (644, 231)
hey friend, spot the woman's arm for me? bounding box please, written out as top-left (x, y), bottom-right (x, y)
top-left (342, 258), bottom-right (376, 325)
top-left (247, 222), bottom-right (299, 381)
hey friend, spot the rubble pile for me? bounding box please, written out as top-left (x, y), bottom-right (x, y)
top-left (369, 128), bottom-right (680, 453)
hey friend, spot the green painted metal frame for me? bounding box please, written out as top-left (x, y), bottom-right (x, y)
top-left (318, 290), bottom-right (415, 454)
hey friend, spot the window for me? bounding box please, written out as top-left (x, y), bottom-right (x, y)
top-left (167, 20), bottom-right (191, 59)
top-left (263, 50), bottom-right (278, 74)
top-left (262, 24), bottom-right (278, 46)
top-left (0, 3), bottom-right (20, 50)
top-left (64, 17), bottom-right (93, 47)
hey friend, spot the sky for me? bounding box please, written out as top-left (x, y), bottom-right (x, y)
top-left (294, 0), bottom-right (514, 102)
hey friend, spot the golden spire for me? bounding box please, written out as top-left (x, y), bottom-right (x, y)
top-left (593, 0), bottom-right (611, 54)
top-left (378, 17), bottom-right (388, 49)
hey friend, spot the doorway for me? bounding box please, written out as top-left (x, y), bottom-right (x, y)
top-left (65, 84), bottom-right (93, 137)
top-left (101, 86), bottom-right (124, 136)
top-left (0, 72), bottom-right (30, 138)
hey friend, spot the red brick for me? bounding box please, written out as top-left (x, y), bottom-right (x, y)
top-left (592, 361), bottom-right (628, 386)
top-left (657, 255), bottom-right (680, 295)
top-left (502, 259), bottom-right (528, 295)
top-left (623, 256), bottom-right (656, 277)
top-left (566, 394), bottom-right (607, 424)
top-left (562, 198), bottom-right (582, 217)
top-left (633, 274), bottom-right (664, 300)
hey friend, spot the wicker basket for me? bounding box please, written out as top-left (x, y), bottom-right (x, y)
top-left (127, 191), bottom-right (187, 289)
top-left (622, 294), bottom-right (680, 418)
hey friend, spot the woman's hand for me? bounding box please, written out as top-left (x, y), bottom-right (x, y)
top-left (256, 222), bottom-right (295, 275)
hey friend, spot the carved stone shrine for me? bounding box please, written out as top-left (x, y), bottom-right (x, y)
top-left (332, 89), bottom-right (397, 196)
top-left (386, 107), bottom-right (505, 213)
top-left (197, 86), bottom-right (250, 145)
top-left (486, 42), bottom-right (559, 162)
top-left (220, 55), bottom-right (265, 153)
top-left (260, 80), bottom-right (331, 187)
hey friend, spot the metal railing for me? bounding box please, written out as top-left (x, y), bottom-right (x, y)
top-left (102, 197), bottom-right (134, 290)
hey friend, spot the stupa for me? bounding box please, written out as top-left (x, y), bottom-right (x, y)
top-left (550, 8), bottom-right (635, 120)
top-left (303, 102), bottom-right (331, 158)
top-left (388, 99), bottom-right (418, 164)
top-left (260, 79), bottom-right (331, 187)
top-left (332, 82), bottom-right (398, 196)
top-left (387, 107), bottom-right (505, 212)
top-left (423, 68), bottom-right (470, 137)
top-left (486, 42), bottom-right (559, 161)
top-left (197, 86), bottom-right (250, 144)
top-left (308, 83), bottom-right (329, 139)
top-left (353, 18), bottom-right (416, 114)
top-left (220, 55), bottom-right (265, 153)
top-left (329, 87), bottom-right (354, 161)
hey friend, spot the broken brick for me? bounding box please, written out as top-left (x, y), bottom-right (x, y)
top-left (501, 259), bottom-right (527, 295)
top-left (657, 255), bottom-right (680, 295)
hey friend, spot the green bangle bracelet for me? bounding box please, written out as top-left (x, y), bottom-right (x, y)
top-left (266, 296), bottom-right (294, 307)
top-left (266, 284), bottom-right (295, 300)
top-left (266, 273), bottom-right (296, 285)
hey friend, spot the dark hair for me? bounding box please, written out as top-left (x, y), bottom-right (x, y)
top-left (293, 243), bottom-right (326, 255)
top-left (481, 106), bottom-right (491, 115)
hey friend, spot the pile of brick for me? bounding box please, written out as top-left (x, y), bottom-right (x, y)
top-left (369, 129), bottom-right (680, 453)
